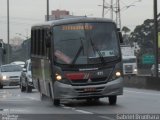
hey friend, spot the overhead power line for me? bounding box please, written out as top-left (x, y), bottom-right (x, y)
top-left (98, 0), bottom-right (142, 29)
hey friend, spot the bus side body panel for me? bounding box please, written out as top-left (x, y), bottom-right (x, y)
top-left (32, 57), bottom-right (53, 97)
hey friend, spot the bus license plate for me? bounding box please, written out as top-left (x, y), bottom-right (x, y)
top-left (84, 88), bottom-right (96, 92)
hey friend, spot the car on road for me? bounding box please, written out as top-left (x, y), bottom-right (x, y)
top-left (151, 64), bottom-right (160, 76)
top-left (11, 61), bottom-right (25, 68)
top-left (0, 64), bottom-right (22, 89)
top-left (20, 59), bottom-right (34, 92)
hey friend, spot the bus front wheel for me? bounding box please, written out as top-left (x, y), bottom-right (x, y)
top-left (53, 99), bottom-right (60, 106)
top-left (40, 93), bottom-right (48, 100)
top-left (108, 95), bottom-right (117, 105)
top-left (26, 85), bottom-right (32, 93)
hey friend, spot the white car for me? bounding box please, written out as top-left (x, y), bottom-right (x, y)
top-left (0, 64), bottom-right (22, 89)
top-left (10, 61), bottom-right (25, 68)
top-left (20, 59), bottom-right (33, 92)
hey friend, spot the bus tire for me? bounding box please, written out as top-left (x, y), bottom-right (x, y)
top-left (53, 99), bottom-right (60, 106)
top-left (108, 95), bottom-right (117, 105)
top-left (40, 93), bottom-right (47, 100)
top-left (26, 85), bottom-right (32, 93)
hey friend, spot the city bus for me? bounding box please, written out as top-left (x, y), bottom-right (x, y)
top-left (31, 17), bottom-right (124, 106)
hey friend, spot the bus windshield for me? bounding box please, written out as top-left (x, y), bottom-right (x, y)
top-left (53, 22), bottom-right (120, 65)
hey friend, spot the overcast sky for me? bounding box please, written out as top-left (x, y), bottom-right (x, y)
top-left (0, 0), bottom-right (160, 43)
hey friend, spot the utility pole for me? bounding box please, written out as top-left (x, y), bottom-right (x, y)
top-left (47, 0), bottom-right (49, 21)
top-left (153, 0), bottom-right (158, 77)
top-left (110, 0), bottom-right (113, 20)
top-left (115, 0), bottom-right (121, 29)
top-left (102, 0), bottom-right (105, 18)
top-left (99, 0), bottom-right (141, 29)
top-left (7, 0), bottom-right (10, 63)
top-left (101, 0), bottom-right (114, 19)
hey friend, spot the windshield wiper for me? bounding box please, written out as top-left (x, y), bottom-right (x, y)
top-left (89, 38), bottom-right (106, 65)
top-left (71, 37), bottom-right (84, 65)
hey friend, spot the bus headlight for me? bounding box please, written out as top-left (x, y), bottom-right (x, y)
top-left (109, 63), bottom-right (123, 82)
top-left (55, 73), bottom-right (71, 84)
top-left (110, 71), bottom-right (122, 81)
top-left (56, 75), bottom-right (62, 81)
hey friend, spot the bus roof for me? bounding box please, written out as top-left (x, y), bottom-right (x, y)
top-left (31, 17), bottom-right (115, 29)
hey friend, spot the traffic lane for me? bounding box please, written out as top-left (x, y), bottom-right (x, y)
top-left (62, 87), bottom-right (160, 114)
top-left (1, 86), bottom-right (160, 120)
top-left (0, 86), bottom-right (83, 114)
top-left (0, 87), bottom-right (114, 120)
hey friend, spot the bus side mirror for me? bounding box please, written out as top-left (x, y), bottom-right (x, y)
top-left (3, 49), bottom-right (6, 55)
top-left (118, 32), bottom-right (123, 43)
top-left (45, 39), bottom-right (51, 48)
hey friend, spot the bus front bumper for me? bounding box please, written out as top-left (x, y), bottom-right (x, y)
top-left (54, 77), bottom-right (123, 99)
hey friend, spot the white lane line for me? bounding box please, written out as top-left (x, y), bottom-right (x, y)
top-left (75, 110), bottom-right (93, 114)
top-left (61, 104), bottom-right (93, 114)
top-left (62, 106), bottom-right (72, 109)
top-left (99, 115), bottom-right (116, 120)
top-left (124, 90), bottom-right (160, 96)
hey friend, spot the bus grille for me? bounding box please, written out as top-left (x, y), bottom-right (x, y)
top-left (124, 65), bottom-right (133, 73)
top-left (71, 77), bottom-right (107, 86)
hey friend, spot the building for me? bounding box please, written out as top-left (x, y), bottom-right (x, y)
top-left (45, 9), bottom-right (81, 21)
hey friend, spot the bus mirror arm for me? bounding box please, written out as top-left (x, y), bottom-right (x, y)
top-left (46, 40), bottom-right (51, 48)
top-left (45, 31), bottom-right (52, 48)
top-left (118, 32), bottom-right (123, 43)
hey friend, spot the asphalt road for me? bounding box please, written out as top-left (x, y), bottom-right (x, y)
top-left (0, 86), bottom-right (160, 120)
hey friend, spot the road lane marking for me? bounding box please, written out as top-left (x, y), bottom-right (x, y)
top-left (62, 106), bottom-right (72, 109)
top-left (75, 110), bottom-right (93, 114)
top-left (61, 104), bottom-right (93, 114)
top-left (124, 90), bottom-right (160, 96)
top-left (99, 115), bottom-right (116, 120)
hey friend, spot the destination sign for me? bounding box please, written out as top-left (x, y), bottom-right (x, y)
top-left (62, 25), bottom-right (93, 30)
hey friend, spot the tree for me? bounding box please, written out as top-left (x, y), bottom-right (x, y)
top-left (122, 26), bottom-right (131, 45)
